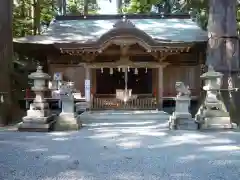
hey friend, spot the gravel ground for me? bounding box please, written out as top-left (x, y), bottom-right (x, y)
top-left (0, 112), bottom-right (240, 180)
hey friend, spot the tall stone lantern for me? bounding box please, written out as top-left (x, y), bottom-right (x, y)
top-left (195, 66), bottom-right (237, 129)
top-left (18, 66), bottom-right (55, 132)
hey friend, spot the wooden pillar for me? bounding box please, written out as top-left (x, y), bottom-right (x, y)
top-left (156, 64), bottom-right (168, 110)
top-left (157, 66), bottom-right (163, 109)
top-left (152, 69), bottom-right (157, 95)
top-left (85, 67), bottom-right (90, 80)
top-left (84, 67), bottom-right (92, 102)
top-left (91, 69), bottom-right (96, 95)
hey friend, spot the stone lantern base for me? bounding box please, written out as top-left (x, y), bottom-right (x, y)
top-left (18, 110), bottom-right (56, 132)
top-left (195, 105), bottom-right (237, 130)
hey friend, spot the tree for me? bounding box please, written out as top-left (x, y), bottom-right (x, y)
top-left (0, 0), bottom-right (13, 125)
top-left (206, 0), bottom-right (240, 124)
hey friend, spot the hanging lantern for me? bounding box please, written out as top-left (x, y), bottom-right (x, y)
top-left (110, 68), bottom-right (113, 75)
top-left (145, 67), bottom-right (148, 73)
top-left (118, 67), bottom-right (121, 72)
top-left (101, 67), bottom-right (103, 73)
top-left (128, 67), bottom-right (130, 72)
top-left (134, 68), bottom-right (138, 75)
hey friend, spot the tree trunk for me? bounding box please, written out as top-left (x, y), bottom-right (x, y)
top-left (0, 0), bottom-right (13, 126)
top-left (33, 0), bottom-right (41, 35)
top-left (207, 0), bottom-right (240, 124)
top-left (62, 0), bottom-right (66, 15)
top-left (20, 1), bottom-right (26, 36)
top-left (117, 0), bottom-right (122, 13)
top-left (57, 0), bottom-right (67, 15)
top-left (84, 0), bottom-right (88, 15)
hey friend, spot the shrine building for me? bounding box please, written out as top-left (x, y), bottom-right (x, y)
top-left (13, 14), bottom-right (208, 110)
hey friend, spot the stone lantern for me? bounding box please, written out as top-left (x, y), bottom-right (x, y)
top-left (195, 66), bottom-right (237, 129)
top-left (18, 66), bottom-right (55, 132)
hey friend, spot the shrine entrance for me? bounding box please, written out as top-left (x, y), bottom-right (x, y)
top-left (96, 68), bottom-right (152, 95)
top-left (92, 67), bottom-right (156, 110)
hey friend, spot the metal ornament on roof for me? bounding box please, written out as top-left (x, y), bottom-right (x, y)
top-left (113, 16), bottom-right (135, 29)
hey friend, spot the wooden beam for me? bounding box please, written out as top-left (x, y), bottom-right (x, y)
top-left (80, 61), bottom-right (170, 68)
top-left (60, 48), bottom-right (191, 58)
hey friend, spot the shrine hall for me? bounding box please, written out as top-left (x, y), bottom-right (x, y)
top-left (13, 14), bottom-right (207, 110)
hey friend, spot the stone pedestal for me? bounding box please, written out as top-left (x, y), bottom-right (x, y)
top-left (54, 83), bottom-right (81, 131)
top-left (18, 66), bottom-right (55, 132)
top-left (169, 82), bottom-right (197, 130)
top-left (19, 108), bottom-right (55, 132)
top-left (195, 66), bottom-right (237, 130)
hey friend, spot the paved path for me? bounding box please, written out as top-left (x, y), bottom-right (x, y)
top-left (0, 111), bottom-right (240, 180)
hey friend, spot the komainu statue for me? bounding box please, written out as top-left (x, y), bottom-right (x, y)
top-left (175, 82), bottom-right (191, 97)
top-left (169, 82), bottom-right (196, 130)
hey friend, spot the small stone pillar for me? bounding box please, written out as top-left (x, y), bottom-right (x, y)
top-left (18, 66), bottom-right (55, 132)
top-left (169, 82), bottom-right (197, 130)
top-left (55, 82), bottom-right (81, 131)
top-left (195, 66), bottom-right (237, 129)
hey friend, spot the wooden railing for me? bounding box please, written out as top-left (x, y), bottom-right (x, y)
top-left (91, 96), bottom-right (157, 110)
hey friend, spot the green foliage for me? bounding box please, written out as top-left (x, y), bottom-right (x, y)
top-left (13, 0), bottom-right (33, 37)
top-left (181, 0), bottom-right (209, 29)
top-left (123, 0), bottom-right (154, 13)
top-left (67, 0), bottom-right (84, 13)
top-left (123, 0), bottom-right (209, 29)
top-left (13, 0), bottom-right (99, 37)
top-left (67, 0), bottom-right (99, 14)
top-left (13, 0), bottom-right (56, 37)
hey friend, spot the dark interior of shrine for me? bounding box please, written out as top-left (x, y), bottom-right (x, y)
top-left (96, 68), bottom-right (152, 95)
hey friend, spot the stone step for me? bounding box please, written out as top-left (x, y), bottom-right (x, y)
top-left (78, 110), bottom-right (170, 124)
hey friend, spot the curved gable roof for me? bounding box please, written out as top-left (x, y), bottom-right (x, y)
top-left (13, 15), bottom-right (208, 45)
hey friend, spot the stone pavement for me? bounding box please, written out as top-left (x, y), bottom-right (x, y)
top-left (0, 110), bottom-right (240, 180)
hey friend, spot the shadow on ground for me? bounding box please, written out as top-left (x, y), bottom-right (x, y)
top-left (0, 115), bottom-right (240, 180)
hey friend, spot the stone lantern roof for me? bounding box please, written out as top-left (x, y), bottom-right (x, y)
top-left (28, 66), bottom-right (51, 80)
top-left (200, 66), bottom-right (223, 79)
